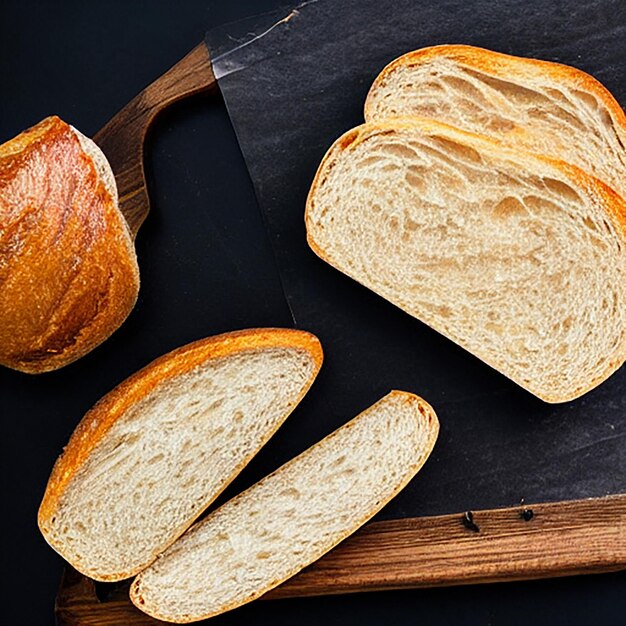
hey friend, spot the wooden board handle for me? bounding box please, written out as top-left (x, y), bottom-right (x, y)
top-left (56, 495), bottom-right (626, 625)
top-left (94, 43), bottom-right (217, 237)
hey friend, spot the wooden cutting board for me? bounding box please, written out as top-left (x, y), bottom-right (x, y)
top-left (55, 28), bottom-right (626, 622)
top-left (56, 496), bottom-right (626, 623)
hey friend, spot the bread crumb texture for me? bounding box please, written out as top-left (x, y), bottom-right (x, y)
top-left (307, 118), bottom-right (626, 402)
top-left (38, 328), bottom-right (322, 581)
top-left (365, 45), bottom-right (626, 199)
top-left (130, 391), bottom-right (438, 622)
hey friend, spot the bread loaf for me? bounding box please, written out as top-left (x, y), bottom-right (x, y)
top-left (0, 116), bottom-right (139, 373)
top-left (365, 45), bottom-right (626, 199)
top-left (130, 390), bottom-right (438, 622)
top-left (38, 328), bottom-right (322, 581)
top-left (306, 118), bottom-right (626, 402)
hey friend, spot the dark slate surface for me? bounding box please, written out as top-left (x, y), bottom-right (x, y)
top-left (1, 1), bottom-right (624, 624)
top-left (207, 0), bottom-right (626, 521)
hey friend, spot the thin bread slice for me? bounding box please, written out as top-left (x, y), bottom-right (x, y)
top-left (38, 328), bottom-right (323, 581)
top-left (365, 45), bottom-right (626, 199)
top-left (306, 118), bottom-right (626, 403)
top-left (130, 391), bottom-right (438, 622)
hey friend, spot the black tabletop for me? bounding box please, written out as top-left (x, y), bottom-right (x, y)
top-left (206, 0), bottom-right (626, 520)
top-left (1, 1), bottom-right (624, 625)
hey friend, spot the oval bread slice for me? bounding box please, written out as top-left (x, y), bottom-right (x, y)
top-left (365, 45), bottom-right (626, 199)
top-left (306, 118), bottom-right (626, 402)
top-left (130, 390), bottom-right (438, 622)
top-left (38, 328), bottom-right (323, 581)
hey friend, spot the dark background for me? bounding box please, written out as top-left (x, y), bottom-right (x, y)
top-left (0, 1), bottom-right (624, 625)
top-left (208, 0), bottom-right (626, 518)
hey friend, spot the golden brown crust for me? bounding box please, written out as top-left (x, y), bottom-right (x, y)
top-left (130, 391), bottom-right (438, 622)
top-left (365, 44), bottom-right (626, 146)
top-left (305, 118), bottom-right (626, 403)
top-left (38, 328), bottom-right (323, 532)
top-left (0, 116), bottom-right (139, 373)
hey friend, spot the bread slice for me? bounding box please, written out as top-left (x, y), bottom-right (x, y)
top-left (306, 118), bottom-right (626, 403)
top-left (38, 328), bottom-right (322, 582)
top-left (365, 45), bottom-right (626, 199)
top-left (0, 115), bottom-right (139, 373)
top-left (130, 391), bottom-right (438, 622)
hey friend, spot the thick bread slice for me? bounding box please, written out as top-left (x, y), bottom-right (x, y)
top-left (365, 45), bottom-right (626, 199)
top-left (38, 328), bottom-right (322, 581)
top-left (306, 118), bottom-right (626, 403)
top-left (130, 391), bottom-right (438, 622)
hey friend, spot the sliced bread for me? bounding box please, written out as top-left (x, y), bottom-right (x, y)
top-left (130, 390), bottom-right (438, 622)
top-left (306, 118), bottom-right (626, 402)
top-left (365, 45), bottom-right (626, 199)
top-left (38, 328), bottom-right (322, 581)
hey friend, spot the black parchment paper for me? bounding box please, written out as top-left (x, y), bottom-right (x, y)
top-left (206, 0), bottom-right (626, 518)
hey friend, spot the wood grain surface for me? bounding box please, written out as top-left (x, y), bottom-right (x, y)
top-left (56, 495), bottom-right (626, 624)
top-left (94, 42), bottom-right (217, 237)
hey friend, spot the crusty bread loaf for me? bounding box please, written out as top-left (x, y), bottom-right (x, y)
top-left (71, 125), bottom-right (119, 208)
top-left (306, 118), bottom-right (626, 403)
top-left (365, 45), bottom-right (626, 199)
top-left (0, 116), bottom-right (139, 373)
top-left (130, 391), bottom-right (438, 623)
top-left (38, 328), bottom-right (323, 582)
